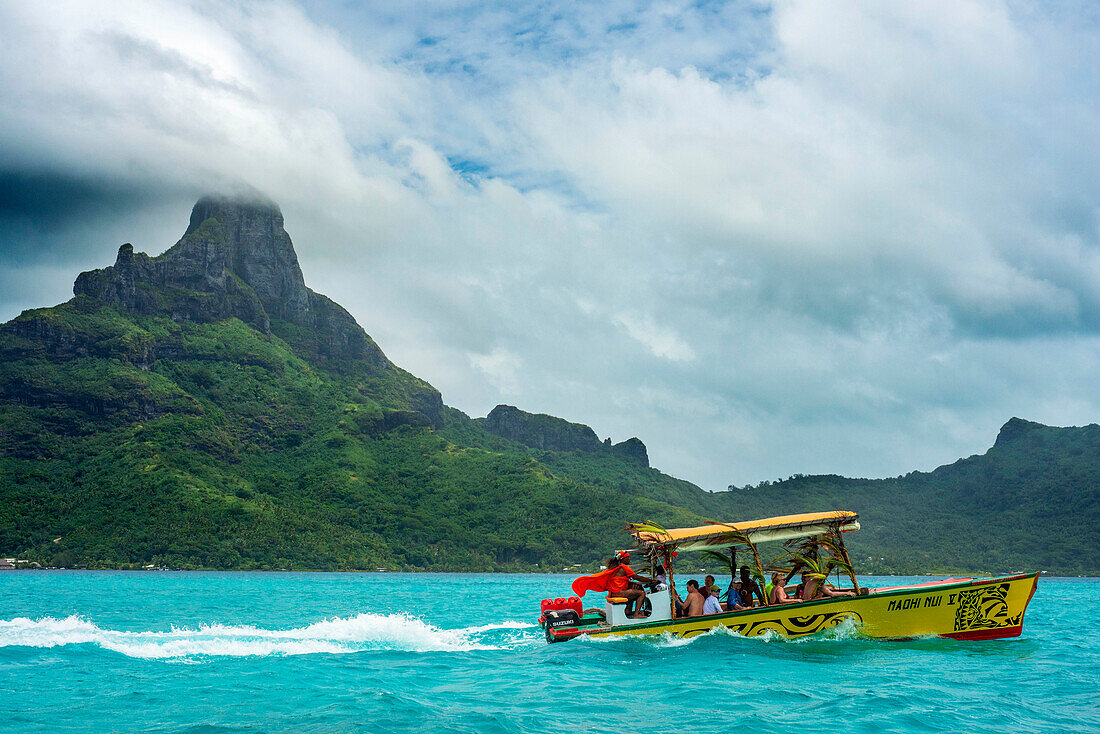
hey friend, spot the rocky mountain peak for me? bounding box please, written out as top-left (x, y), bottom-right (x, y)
top-left (609, 436), bottom-right (649, 466)
top-left (71, 193), bottom-right (394, 371)
top-left (176, 194), bottom-right (309, 320)
top-left (482, 404), bottom-right (648, 465)
top-left (993, 417), bottom-right (1045, 448)
top-left (484, 405), bottom-right (601, 452)
top-left (185, 193), bottom-right (281, 234)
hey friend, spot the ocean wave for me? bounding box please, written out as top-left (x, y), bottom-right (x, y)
top-left (0, 614), bottom-right (537, 659)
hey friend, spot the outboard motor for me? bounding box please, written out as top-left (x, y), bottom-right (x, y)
top-left (540, 596), bottom-right (584, 642)
top-left (544, 608), bottom-right (581, 629)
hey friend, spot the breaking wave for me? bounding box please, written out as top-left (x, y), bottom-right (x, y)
top-left (0, 614), bottom-right (537, 659)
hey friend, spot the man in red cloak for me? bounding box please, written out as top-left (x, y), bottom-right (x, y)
top-left (572, 551), bottom-right (657, 618)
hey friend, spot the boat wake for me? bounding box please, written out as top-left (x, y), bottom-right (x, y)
top-left (0, 614), bottom-right (538, 659)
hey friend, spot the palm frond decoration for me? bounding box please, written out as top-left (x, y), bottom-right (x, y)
top-left (624, 520), bottom-right (671, 565)
top-left (700, 549), bottom-right (735, 578)
top-left (703, 521), bottom-right (753, 548)
top-left (821, 524), bottom-right (860, 591)
top-left (770, 523), bottom-right (858, 590)
top-left (625, 520), bottom-right (670, 542)
top-left (702, 521), bottom-right (769, 604)
top-left (783, 535), bottom-right (821, 561)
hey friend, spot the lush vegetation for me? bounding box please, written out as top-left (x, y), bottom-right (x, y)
top-left (0, 305), bottom-right (706, 571)
top-left (708, 419), bottom-right (1100, 576)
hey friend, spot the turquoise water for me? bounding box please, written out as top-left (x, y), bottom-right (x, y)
top-left (0, 572), bottom-right (1096, 733)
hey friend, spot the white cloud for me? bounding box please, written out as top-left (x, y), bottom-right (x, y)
top-left (468, 347), bottom-right (523, 395)
top-left (1, 0), bottom-right (1098, 488)
top-left (613, 312), bottom-right (695, 362)
top-left (512, 2), bottom-right (1099, 335)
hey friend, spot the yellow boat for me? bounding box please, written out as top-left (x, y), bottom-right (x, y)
top-left (540, 511), bottom-right (1038, 643)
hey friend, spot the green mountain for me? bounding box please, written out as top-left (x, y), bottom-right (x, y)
top-left (0, 195), bottom-right (708, 571)
top-left (709, 418), bottom-right (1100, 576)
top-left (0, 195), bottom-right (1096, 574)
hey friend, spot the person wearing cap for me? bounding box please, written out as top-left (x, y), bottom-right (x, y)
top-left (701, 584), bottom-right (722, 615)
top-left (727, 580), bottom-right (748, 610)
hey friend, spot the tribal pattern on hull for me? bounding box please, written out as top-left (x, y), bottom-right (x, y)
top-left (679, 610), bottom-right (864, 639)
top-left (953, 583), bottom-right (1022, 631)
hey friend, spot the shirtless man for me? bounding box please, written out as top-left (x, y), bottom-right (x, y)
top-left (737, 566), bottom-right (765, 607)
top-left (677, 579), bottom-right (705, 617)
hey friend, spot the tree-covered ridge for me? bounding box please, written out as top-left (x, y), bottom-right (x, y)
top-left (0, 196), bottom-right (1096, 574)
top-left (0, 302), bottom-right (709, 570)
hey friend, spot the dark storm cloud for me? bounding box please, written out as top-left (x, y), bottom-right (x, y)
top-left (0, 170), bottom-right (156, 226)
top-left (0, 170), bottom-right (193, 261)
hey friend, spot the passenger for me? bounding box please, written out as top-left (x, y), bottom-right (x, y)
top-left (737, 566), bottom-right (765, 607)
top-left (798, 571), bottom-right (820, 601)
top-left (820, 583), bottom-right (858, 598)
top-left (767, 565), bottom-right (801, 599)
top-left (727, 582), bottom-right (748, 611)
top-left (701, 584), bottom-right (722, 615)
top-left (702, 574), bottom-right (719, 595)
top-left (677, 579), bottom-right (705, 617)
top-left (768, 571), bottom-right (800, 605)
top-left (803, 573), bottom-right (857, 601)
top-left (654, 565), bottom-right (667, 584)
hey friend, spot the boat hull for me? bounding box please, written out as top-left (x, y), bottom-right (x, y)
top-left (545, 572), bottom-right (1038, 643)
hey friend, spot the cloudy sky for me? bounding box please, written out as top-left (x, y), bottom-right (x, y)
top-left (1, 0), bottom-right (1097, 489)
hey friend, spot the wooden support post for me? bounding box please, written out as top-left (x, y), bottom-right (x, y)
top-left (726, 548), bottom-right (737, 606)
top-left (664, 548), bottom-right (678, 619)
top-left (836, 531), bottom-right (860, 593)
top-left (745, 540), bottom-right (768, 606)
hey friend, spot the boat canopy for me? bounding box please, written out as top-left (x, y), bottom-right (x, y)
top-left (633, 511), bottom-right (859, 552)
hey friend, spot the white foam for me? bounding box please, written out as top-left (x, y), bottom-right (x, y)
top-left (0, 613), bottom-right (533, 659)
top-left (461, 620), bottom-right (534, 633)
